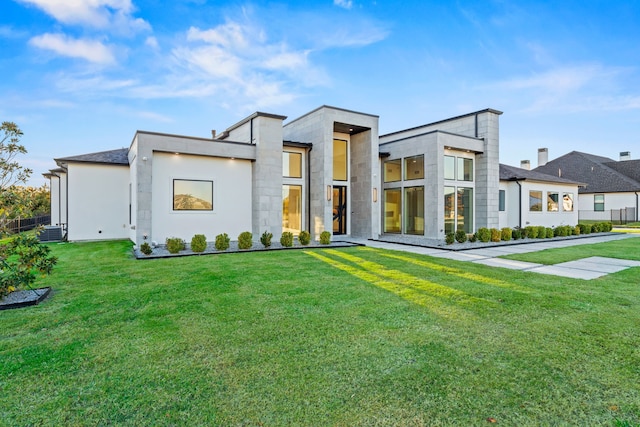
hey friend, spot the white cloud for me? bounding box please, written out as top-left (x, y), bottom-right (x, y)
top-left (17, 0), bottom-right (150, 33)
top-left (29, 33), bottom-right (116, 64)
top-left (144, 36), bottom-right (159, 49)
top-left (334, 0), bottom-right (353, 10)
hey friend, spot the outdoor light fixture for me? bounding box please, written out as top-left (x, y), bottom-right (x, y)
top-left (373, 187), bottom-right (378, 202)
top-left (327, 185), bottom-right (332, 201)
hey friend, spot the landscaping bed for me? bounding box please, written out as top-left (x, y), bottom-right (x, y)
top-left (0, 287), bottom-right (51, 310)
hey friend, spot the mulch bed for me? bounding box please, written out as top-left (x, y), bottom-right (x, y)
top-left (0, 287), bottom-right (51, 311)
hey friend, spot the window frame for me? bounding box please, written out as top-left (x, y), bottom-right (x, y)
top-left (172, 179), bottom-right (213, 211)
top-left (529, 190), bottom-right (543, 212)
top-left (594, 194), bottom-right (605, 212)
top-left (404, 155), bottom-right (424, 180)
top-left (383, 158), bottom-right (402, 183)
top-left (283, 151), bottom-right (302, 178)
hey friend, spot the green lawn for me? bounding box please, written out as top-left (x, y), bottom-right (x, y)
top-left (501, 237), bottom-right (640, 265)
top-left (2, 240), bottom-right (640, 426)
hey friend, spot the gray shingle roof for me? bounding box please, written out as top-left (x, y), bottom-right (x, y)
top-left (533, 151), bottom-right (640, 193)
top-left (499, 163), bottom-right (582, 185)
top-left (55, 148), bottom-right (129, 166)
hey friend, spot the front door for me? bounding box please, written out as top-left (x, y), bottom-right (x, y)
top-left (333, 186), bottom-right (347, 235)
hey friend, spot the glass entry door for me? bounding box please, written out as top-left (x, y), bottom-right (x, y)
top-left (333, 186), bottom-right (347, 235)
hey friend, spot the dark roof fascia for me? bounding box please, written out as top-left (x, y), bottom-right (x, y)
top-left (379, 152), bottom-right (391, 158)
top-left (54, 148), bottom-right (129, 167)
top-left (285, 105), bottom-right (379, 127)
top-left (380, 108), bottom-right (503, 139)
top-left (500, 164), bottom-right (584, 185)
top-left (221, 111), bottom-right (288, 137)
top-left (283, 140), bottom-right (313, 149)
top-left (379, 129), bottom-right (483, 147)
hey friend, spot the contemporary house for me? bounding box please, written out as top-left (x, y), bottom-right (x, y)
top-left (45, 105), bottom-right (580, 246)
top-left (533, 150), bottom-right (639, 223)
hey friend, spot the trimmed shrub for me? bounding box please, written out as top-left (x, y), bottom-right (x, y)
top-left (591, 223), bottom-right (601, 233)
top-left (469, 233), bottom-right (478, 243)
top-left (215, 233), bottom-right (230, 251)
top-left (512, 228), bottom-right (522, 240)
top-left (238, 231), bottom-right (252, 249)
top-left (501, 227), bottom-right (512, 241)
top-left (445, 233), bottom-right (455, 245)
top-left (298, 230), bottom-right (311, 246)
top-left (537, 226), bottom-right (547, 239)
top-left (166, 237), bottom-right (186, 254)
top-left (260, 231), bottom-right (273, 248)
top-left (140, 242), bottom-right (153, 255)
top-left (490, 228), bottom-right (501, 242)
top-left (476, 227), bottom-right (491, 243)
top-left (602, 221), bottom-right (613, 232)
top-left (280, 231), bottom-right (294, 247)
top-left (190, 234), bottom-right (207, 253)
top-left (320, 231), bottom-right (331, 245)
top-left (455, 229), bottom-right (467, 244)
top-left (573, 225), bottom-right (581, 235)
top-left (525, 226), bottom-right (537, 239)
top-left (545, 227), bottom-right (554, 238)
top-left (578, 223), bottom-right (591, 234)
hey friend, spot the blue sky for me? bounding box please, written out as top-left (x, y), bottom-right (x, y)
top-left (3, 0), bottom-right (639, 186)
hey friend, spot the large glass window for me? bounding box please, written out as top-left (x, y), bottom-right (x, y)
top-left (282, 185), bottom-right (302, 233)
top-left (384, 159), bottom-right (401, 182)
top-left (444, 156), bottom-right (455, 180)
top-left (404, 187), bottom-right (424, 235)
top-left (404, 155), bottom-right (424, 180)
top-left (384, 188), bottom-right (401, 233)
top-left (529, 190), bottom-right (542, 212)
top-left (333, 139), bottom-right (348, 181)
top-left (499, 190), bottom-right (506, 212)
top-left (173, 179), bottom-right (213, 211)
top-left (594, 194), bottom-right (605, 211)
top-left (563, 193), bottom-right (574, 212)
top-left (457, 158), bottom-right (473, 181)
top-left (444, 186), bottom-right (455, 234)
top-left (283, 152), bottom-right (302, 178)
top-left (547, 192), bottom-right (559, 212)
top-left (457, 187), bottom-right (474, 234)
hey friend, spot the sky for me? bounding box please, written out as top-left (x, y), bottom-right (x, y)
top-left (2, 0), bottom-right (639, 187)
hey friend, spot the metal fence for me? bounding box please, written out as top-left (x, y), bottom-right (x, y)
top-left (0, 214), bottom-right (51, 234)
top-left (579, 207), bottom-right (637, 224)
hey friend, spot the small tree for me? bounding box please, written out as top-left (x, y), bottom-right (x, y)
top-left (0, 232), bottom-right (57, 298)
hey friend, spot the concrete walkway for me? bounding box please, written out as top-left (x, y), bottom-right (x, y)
top-left (344, 233), bottom-right (640, 280)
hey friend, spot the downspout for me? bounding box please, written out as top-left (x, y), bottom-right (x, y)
top-left (307, 146), bottom-right (312, 237)
top-left (515, 180), bottom-right (522, 229)
top-left (57, 175), bottom-right (61, 227)
top-left (474, 113), bottom-right (479, 138)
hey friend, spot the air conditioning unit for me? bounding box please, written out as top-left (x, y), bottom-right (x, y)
top-left (38, 226), bottom-right (63, 242)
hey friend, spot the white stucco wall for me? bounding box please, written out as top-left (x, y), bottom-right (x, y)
top-left (519, 181), bottom-right (579, 228)
top-left (578, 192), bottom-right (639, 221)
top-left (498, 181), bottom-right (521, 229)
top-left (67, 163), bottom-right (130, 241)
top-left (150, 152), bottom-right (252, 243)
top-left (49, 174), bottom-right (61, 226)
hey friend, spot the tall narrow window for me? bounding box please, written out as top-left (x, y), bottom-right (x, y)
top-left (384, 188), bottom-right (401, 233)
top-left (594, 194), bottom-right (605, 212)
top-left (444, 186), bottom-right (455, 234)
top-left (457, 187), bottom-right (474, 233)
top-left (457, 158), bottom-right (473, 181)
top-left (384, 159), bottom-right (401, 182)
top-left (444, 156), bottom-right (455, 180)
top-left (333, 139), bottom-right (348, 181)
top-left (404, 186), bottom-right (424, 235)
top-left (547, 192), bottom-right (559, 212)
top-left (529, 190), bottom-right (542, 212)
top-left (282, 185), bottom-right (302, 233)
top-left (499, 190), bottom-right (506, 212)
top-left (404, 155), bottom-right (424, 180)
top-left (283, 152), bottom-right (302, 178)
top-left (563, 193), bottom-right (574, 212)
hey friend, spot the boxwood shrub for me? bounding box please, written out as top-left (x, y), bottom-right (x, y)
top-left (280, 231), bottom-right (294, 247)
top-left (320, 231), bottom-right (331, 245)
top-left (298, 230), bottom-right (311, 246)
top-left (501, 227), bottom-right (512, 241)
top-left (190, 234), bottom-right (207, 253)
top-left (537, 226), bottom-right (547, 239)
top-left (238, 231), bottom-right (253, 250)
top-left (455, 229), bottom-right (467, 243)
top-left (476, 227), bottom-right (491, 243)
top-left (445, 233), bottom-right (455, 245)
top-left (490, 228), bottom-right (501, 242)
top-left (166, 237), bottom-right (186, 254)
top-left (545, 227), bottom-right (554, 238)
top-left (215, 233), bottom-right (230, 251)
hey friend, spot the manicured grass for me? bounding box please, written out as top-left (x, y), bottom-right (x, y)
top-left (2, 240), bottom-right (639, 425)
top-left (502, 236), bottom-right (640, 265)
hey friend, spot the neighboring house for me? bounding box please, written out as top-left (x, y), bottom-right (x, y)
top-left (533, 151), bottom-right (640, 223)
top-left (46, 105), bottom-right (569, 245)
top-left (498, 164), bottom-right (582, 229)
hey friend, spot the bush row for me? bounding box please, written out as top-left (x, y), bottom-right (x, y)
top-left (445, 222), bottom-right (613, 245)
top-left (140, 230), bottom-right (333, 255)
